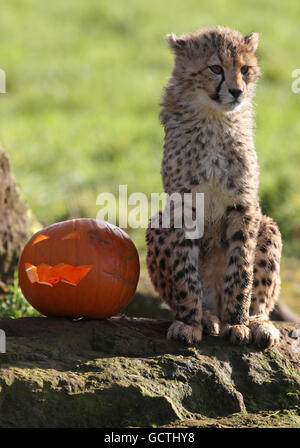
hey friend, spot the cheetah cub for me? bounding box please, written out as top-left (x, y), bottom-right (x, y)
top-left (146, 26), bottom-right (282, 348)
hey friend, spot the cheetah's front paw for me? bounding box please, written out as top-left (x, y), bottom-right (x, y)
top-left (221, 324), bottom-right (252, 345)
top-left (249, 319), bottom-right (280, 349)
top-left (167, 320), bottom-right (203, 344)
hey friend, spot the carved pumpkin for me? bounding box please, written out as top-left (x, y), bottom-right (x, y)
top-left (18, 219), bottom-right (140, 318)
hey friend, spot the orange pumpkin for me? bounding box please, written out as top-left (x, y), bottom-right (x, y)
top-left (18, 218), bottom-right (140, 318)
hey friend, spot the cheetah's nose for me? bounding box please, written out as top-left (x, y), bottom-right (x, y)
top-left (229, 88), bottom-right (243, 99)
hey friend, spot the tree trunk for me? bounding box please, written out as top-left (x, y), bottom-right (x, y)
top-left (0, 147), bottom-right (29, 284)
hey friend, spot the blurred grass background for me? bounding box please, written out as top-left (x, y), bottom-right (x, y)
top-left (0, 0), bottom-right (299, 314)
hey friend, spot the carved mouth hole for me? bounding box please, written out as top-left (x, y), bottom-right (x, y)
top-left (25, 263), bottom-right (92, 287)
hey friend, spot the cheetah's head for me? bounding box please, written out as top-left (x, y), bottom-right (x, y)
top-left (166, 26), bottom-right (261, 113)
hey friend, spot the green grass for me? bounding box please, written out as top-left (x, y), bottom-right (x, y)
top-left (0, 275), bottom-right (40, 318)
top-left (0, 0), bottom-right (300, 316)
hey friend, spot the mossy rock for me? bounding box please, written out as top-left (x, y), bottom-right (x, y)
top-left (0, 316), bottom-right (299, 427)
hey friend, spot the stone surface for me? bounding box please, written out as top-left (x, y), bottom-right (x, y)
top-left (0, 316), bottom-right (299, 428)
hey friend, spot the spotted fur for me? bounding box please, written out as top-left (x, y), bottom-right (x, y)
top-left (146, 26), bottom-right (282, 348)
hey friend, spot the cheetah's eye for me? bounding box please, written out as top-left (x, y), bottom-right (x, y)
top-left (209, 65), bottom-right (223, 75)
top-left (241, 65), bottom-right (249, 74)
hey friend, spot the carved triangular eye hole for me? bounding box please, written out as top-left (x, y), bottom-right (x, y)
top-left (32, 234), bottom-right (49, 245)
top-left (61, 231), bottom-right (80, 240)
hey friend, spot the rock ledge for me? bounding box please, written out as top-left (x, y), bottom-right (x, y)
top-left (0, 316), bottom-right (299, 427)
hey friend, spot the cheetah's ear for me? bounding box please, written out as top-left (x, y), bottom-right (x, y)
top-left (166, 33), bottom-right (187, 53)
top-left (244, 32), bottom-right (259, 53)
